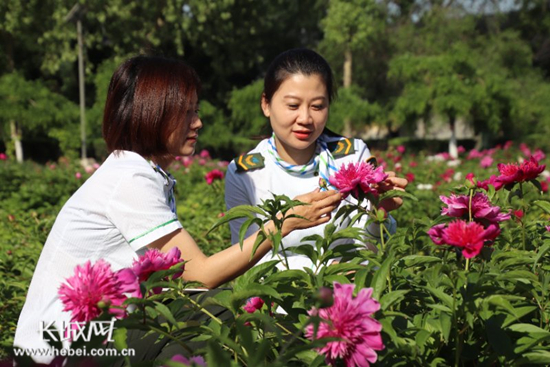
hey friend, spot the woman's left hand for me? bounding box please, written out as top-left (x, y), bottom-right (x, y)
top-left (376, 171), bottom-right (408, 212)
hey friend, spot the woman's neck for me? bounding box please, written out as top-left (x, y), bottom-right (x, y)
top-left (274, 137), bottom-right (316, 165)
top-left (151, 156), bottom-right (174, 171)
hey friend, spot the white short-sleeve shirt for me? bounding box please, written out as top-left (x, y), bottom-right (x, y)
top-left (225, 137), bottom-right (396, 271)
top-left (14, 151), bottom-right (182, 361)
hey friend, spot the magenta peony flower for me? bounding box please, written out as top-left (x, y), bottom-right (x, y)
top-left (441, 220), bottom-right (500, 258)
top-left (165, 354), bottom-right (207, 366)
top-left (131, 247), bottom-right (185, 296)
top-left (204, 169), bottom-right (224, 185)
top-left (503, 141), bottom-right (513, 150)
top-left (546, 225), bottom-right (550, 232)
top-left (495, 162), bottom-right (523, 186)
top-left (59, 260), bottom-right (129, 322)
top-left (132, 247), bottom-right (184, 282)
top-left (396, 145), bottom-right (406, 154)
top-left (519, 156), bottom-right (545, 181)
top-left (199, 149), bottom-right (210, 159)
top-left (305, 282), bottom-right (384, 367)
top-left (440, 193), bottom-right (510, 224)
top-left (477, 175), bottom-right (504, 191)
top-left (75, 172), bottom-right (82, 179)
top-left (243, 297), bottom-right (265, 313)
top-left (0, 153), bottom-right (7, 160)
top-left (458, 146), bottom-right (466, 154)
top-left (405, 172), bottom-right (415, 183)
top-left (542, 180), bottom-right (549, 193)
top-left (329, 162), bottom-right (388, 200)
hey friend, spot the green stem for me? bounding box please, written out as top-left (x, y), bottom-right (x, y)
top-left (148, 325), bottom-right (193, 354)
top-left (468, 189), bottom-right (474, 223)
top-left (179, 291), bottom-right (223, 324)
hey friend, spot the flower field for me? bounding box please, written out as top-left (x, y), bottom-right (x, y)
top-left (1, 141), bottom-right (550, 366)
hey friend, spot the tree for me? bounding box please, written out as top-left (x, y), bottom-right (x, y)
top-left (320, 0), bottom-right (385, 135)
top-left (389, 42), bottom-right (485, 157)
top-left (0, 73), bottom-right (78, 162)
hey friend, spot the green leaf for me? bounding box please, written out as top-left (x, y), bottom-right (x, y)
top-left (233, 260), bottom-right (279, 290)
top-left (422, 286), bottom-right (454, 309)
top-left (206, 340), bottom-right (233, 366)
top-left (154, 302), bottom-right (179, 326)
top-left (439, 312), bottom-right (452, 342)
top-left (515, 350), bottom-right (550, 364)
top-left (534, 200), bottom-right (550, 214)
top-left (485, 295), bottom-right (519, 317)
top-left (485, 316), bottom-right (514, 358)
top-left (533, 242), bottom-right (550, 270)
top-left (264, 269), bottom-right (310, 285)
top-left (380, 290), bottom-right (410, 311)
top-left (209, 204), bottom-right (267, 233)
top-left (371, 255), bottom-right (394, 300)
top-left (400, 255), bottom-right (442, 267)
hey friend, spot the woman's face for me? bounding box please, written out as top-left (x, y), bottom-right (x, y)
top-left (167, 93), bottom-right (202, 157)
top-left (261, 73), bottom-right (329, 165)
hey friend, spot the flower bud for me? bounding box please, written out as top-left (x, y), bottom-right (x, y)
top-left (465, 173), bottom-right (477, 189)
top-left (316, 287), bottom-right (334, 308)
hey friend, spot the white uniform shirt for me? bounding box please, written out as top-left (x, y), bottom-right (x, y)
top-left (14, 151), bottom-right (182, 362)
top-left (225, 137), bottom-right (396, 271)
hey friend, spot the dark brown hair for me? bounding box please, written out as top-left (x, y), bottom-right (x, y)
top-left (102, 55), bottom-right (201, 158)
top-left (263, 48), bottom-right (336, 104)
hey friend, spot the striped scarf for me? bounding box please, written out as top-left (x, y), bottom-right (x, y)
top-left (267, 133), bottom-right (341, 189)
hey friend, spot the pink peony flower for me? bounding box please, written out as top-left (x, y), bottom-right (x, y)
top-left (457, 146), bottom-right (466, 154)
top-left (467, 149), bottom-right (484, 160)
top-left (396, 145), bottom-right (406, 154)
top-left (519, 156), bottom-right (545, 181)
top-left (59, 260), bottom-right (130, 322)
top-left (541, 180), bottom-right (548, 193)
top-left (519, 143), bottom-right (531, 158)
top-left (198, 158), bottom-right (206, 166)
top-left (75, 172), bottom-right (82, 179)
top-left (532, 149), bottom-right (545, 162)
top-left (305, 282), bottom-right (384, 367)
top-left (440, 193), bottom-right (510, 224)
top-left (329, 161), bottom-right (388, 200)
top-left (199, 149), bottom-right (210, 159)
top-left (165, 354), bottom-right (207, 367)
top-left (503, 141), bottom-right (513, 150)
top-left (182, 157), bottom-right (193, 168)
top-left (204, 169), bottom-right (224, 185)
top-left (546, 226), bottom-right (550, 232)
top-left (0, 153), bottom-right (7, 160)
top-left (409, 161), bottom-right (418, 168)
top-left (131, 248), bottom-right (185, 297)
top-left (480, 156), bottom-right (493, 168)
top-left (439, 220), bottom-right (500, 258)
top-left (243, 297), bottom-right (265, 313)
top-left (427, 224), bottom-right (446, 245)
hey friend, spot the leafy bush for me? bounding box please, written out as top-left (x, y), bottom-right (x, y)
top-left (3, 141), bottom-right (550, 365)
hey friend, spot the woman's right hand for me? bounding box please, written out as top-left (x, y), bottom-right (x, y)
top-left (281, 188), bottom-right (342, 236)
